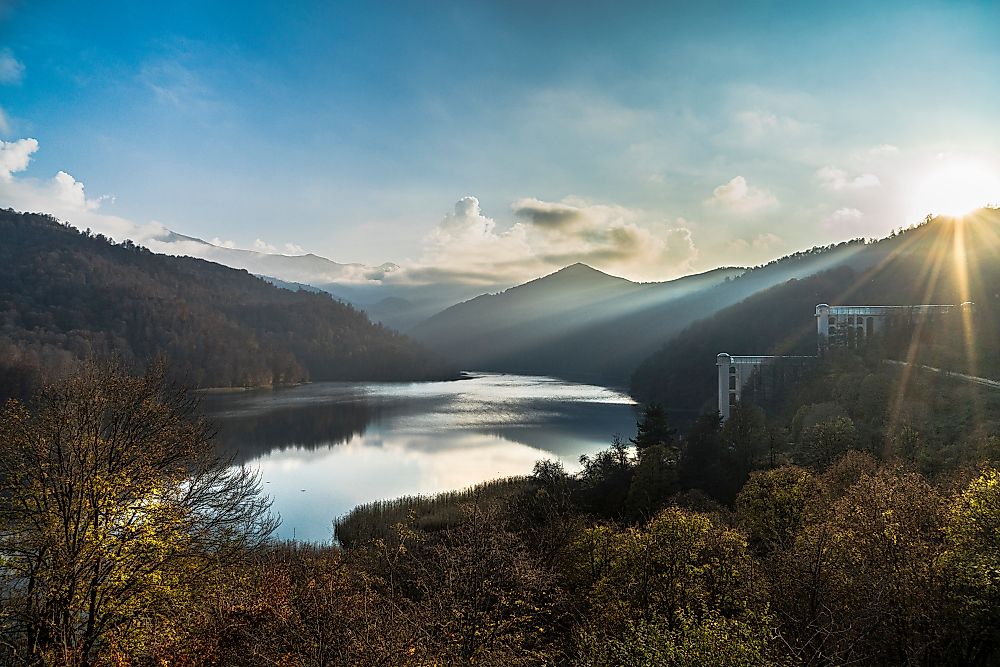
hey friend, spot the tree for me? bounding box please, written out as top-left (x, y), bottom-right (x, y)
top-left (798, 417), bottom-right (857, 469)
top-left (770, 466), bottom-right (947, 665)
top-left (627, 445), bottom-right (680, 521)
top-left (736, 466), bottom-right (818, 554)
top-left (941, 467), bottom-right (1000, 664)
top-left (631, 403), bottom-right (676, 451)
top-left (0, 362), bottom-right (276, 666)
top-left (572, 507), bottom-right (771, 664)
top-left (578, 436), bottom-right (635, 520)
top-left (721, 402), bottom-right (768, 491)
top-left (364, 503), bottom-right (569, 666)
top-left (679, 411), bottom-right (724, 498)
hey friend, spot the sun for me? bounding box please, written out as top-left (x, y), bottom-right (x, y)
top-left (911, 159), bottom-right (1000, 219)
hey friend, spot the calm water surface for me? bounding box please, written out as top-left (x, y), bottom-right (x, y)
top-left (202, 373), bottom-right (638, 542)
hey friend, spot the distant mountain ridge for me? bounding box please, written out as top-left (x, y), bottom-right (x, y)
top-left (0, 209), bottom-right (452, 399)
top-left (154, 230), bottom-right (400, 285)
top-left (409, 263), bottom-right (745, 382)
top-left (153, 230), bottom-right (499, 331)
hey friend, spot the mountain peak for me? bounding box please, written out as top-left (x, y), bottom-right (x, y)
top-left (560, 261), bottom-right (596, 273)
top-left (550, 262), bottom-right (618, 281)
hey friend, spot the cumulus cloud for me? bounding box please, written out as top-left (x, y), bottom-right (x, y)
top-left (432, 196), bottom-right (502, 244)
top-left (0, 137), bottom-right (698, 289)
top-left (0, 49), bottom-right (24, 85)
top-left (411, 195), bottom-right (698, 284)
top-left (706, 176), bottom-right (778, 213)
top-left (510, 197), bottom-right (590, 230)
top-left (816, 166), bottom-right (880, 191)
top-left (0, 137), bottom-right (38, 179)
top-left (0, 136), bottom-right (315, 265)
top-left (252, 238), bottom-right (306, 255)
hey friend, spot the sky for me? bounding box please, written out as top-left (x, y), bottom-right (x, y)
top-left (2, 0), bottom-right (1000, 286)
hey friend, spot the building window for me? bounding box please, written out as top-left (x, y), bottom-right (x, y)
top-left (828, 316), bottom-right (836, 326)
top-left (729, 366), bottom-right (736, 374)
top-left (729, 392), bottom-right (737, 406)
top-left (866, 317), bottom-right (874, 337)
top-left (729, 375), bottom-right (737, 390)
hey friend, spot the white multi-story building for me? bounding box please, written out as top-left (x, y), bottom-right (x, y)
top-left (716, 302), bottom-right (973, 420)
top-left (815, 303), bottom-right (971, 351)
top-left (716, 353), bottom-right (814, 420)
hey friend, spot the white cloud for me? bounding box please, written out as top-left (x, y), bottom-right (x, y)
top-left (52, 171), bottom-right (101, 210)
top-left (705, 176), bottom-right (778, 213)
top-left (0, 137), bottom-right (696, 288)
top-left (816, 166), bottom-right (880, 191)
top-left (0, 137), bottom-right (183, 244)
top-left (0, 137), bottom-right (391, 286)
top-left (253, 238), bottom-right (278, 253)
top-left (0, 49), bottom-right (24, 85)
top-left (432, 196), bottom-right (502, 244)
top-left (0, 137), bottom-right (38, 180)
top-left (410, 195), bottom-right (697, 284)
top-left (249, 239), bottom-right (305, 255)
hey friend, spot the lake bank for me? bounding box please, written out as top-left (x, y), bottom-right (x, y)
top-left (201, 373), bottom-right (639, 542)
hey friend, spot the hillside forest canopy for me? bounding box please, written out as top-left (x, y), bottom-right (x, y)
top-left (0, 209), bottom-right (453, 401)
top-left (1, 338), bottom-right (999, 665)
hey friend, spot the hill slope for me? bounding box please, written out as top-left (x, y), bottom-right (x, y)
top-left (410, 236), bottom-right (879, 383)
top-left (632, 208), bottom-right (1000, 412)
top-left (0, 209), bottom-right (451, 398)
top-left (409, 263), bottom-right (733, 380)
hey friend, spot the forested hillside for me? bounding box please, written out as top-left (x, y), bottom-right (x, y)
top-left (411, 236), bottom-right (885, 383)
top-left (7, 360), bottom-right (999, 666)
top-left (0, 209), bottom-right (451, 397)
top-left (633, 208), bottom-right (1000, 411)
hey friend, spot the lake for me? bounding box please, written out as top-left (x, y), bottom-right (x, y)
top-left (201, 373), bottom-right (638, 542)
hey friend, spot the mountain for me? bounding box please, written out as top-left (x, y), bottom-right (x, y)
top-left (632, 208), bottom-right (1000, 412)
top-left (152, 230), bottom-right (399, 285)
top-left (409, 263), bottom-right (745, 382)
top-left (408, 231), bottom-right (893, 384)
top-left (259, 275), bottom-right (326, 294)
top-left (153, 230), bottom-right (499, 331)
top-left (320, 280), bottom-right (495, 332)
top-left (0, 209), bottom-right (453, 400)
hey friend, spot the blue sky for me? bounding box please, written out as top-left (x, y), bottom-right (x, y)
top-left (2, 0), bottom-right (999, 284)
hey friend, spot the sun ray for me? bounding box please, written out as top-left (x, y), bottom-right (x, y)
top-left (886, 222), bottom-right (954, 434)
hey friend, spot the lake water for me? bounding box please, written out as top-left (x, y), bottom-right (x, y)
top-left (201, 373), bottom-right (639, 542)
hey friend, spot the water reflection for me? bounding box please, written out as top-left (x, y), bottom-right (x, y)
top-left (201, 373), bottom-right (638, 542)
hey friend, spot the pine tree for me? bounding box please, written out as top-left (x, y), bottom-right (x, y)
top-left (630, 403), bottom-right (676, 450)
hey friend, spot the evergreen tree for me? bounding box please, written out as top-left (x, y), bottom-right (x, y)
top-left (630, 403), bottom-right (676, 450)
top-left (679, 411), bottom-right (725, 498)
